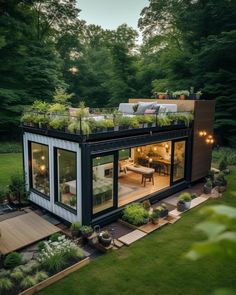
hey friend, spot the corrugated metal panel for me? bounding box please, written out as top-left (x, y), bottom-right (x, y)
top-left (23, 132), bottom-right (82, 223)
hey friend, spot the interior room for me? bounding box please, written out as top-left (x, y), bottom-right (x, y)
top-left (118, 142), bottom-right (172, 207)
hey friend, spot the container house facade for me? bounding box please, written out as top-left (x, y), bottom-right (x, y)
top-left (22, 99), bottom-right (215, 225)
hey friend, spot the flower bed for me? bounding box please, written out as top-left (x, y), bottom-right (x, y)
top-left (0, 234), bottom-right (87, 295)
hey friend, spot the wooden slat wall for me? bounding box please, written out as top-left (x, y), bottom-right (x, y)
top-left (128, 98), bottom-right (195, 112)
top-left (191, 100), bottom-right (216, 182)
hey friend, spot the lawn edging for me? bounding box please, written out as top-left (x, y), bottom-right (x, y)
top-left (18, 257), bottom-right (90, 295)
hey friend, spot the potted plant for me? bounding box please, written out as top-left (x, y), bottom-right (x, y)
top-left (173, 90), bottom-right (190, 100)
top-left (99, 230), bottom-right (112, 247)
top-left (80, 225), bottom-right (93, 238)
top-left (177, 200), bottom-right (186, 212)
top-left (203, 179), bottom-right (212, 194)
top-left (70, 221), bottom-right (81, 238)
top-left (151, 209), bottom-right (160, 225)
top-left (196, 91), bottom-right (202, 100)
top-left (159, 203), bottom-right (169, 218)
top-left (177, 192), bottom-right (192, 210)
top-left (214, 172), bottom-right (227, 193)
top-left (143, 199), bottom-right (151, 211)
top-left (118, 116), bottom-right (132, 130)
top-left (157, 92), bottom-right (166, 99)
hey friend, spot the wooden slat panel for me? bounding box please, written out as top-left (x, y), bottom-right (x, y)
top-left (191, 100), bottom-right (216, 181)
top-left (0, 212), bottom-right (60, 254)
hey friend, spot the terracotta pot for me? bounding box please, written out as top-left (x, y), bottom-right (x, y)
top-left (152, 218), bottom-right (159, 225)
top-left (159, 95), bottom-right (166, 99)
top-left (180, 95), bottom-right (186, 100)
top-left (218, 186), bottom-right (226, 193)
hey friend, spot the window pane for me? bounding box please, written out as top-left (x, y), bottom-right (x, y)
top-left (93, 155), bottom-right (114, 214)
top-left (173, 141), bottom-right (186, 181)
top-left (118, 142), bottom-right (171, 207)
top-left (31, 143), bottom-right (49, 197)
top-left (57, 149), bottom-right (77, 209)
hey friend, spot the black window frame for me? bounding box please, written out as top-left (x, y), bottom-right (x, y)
top-left (91, 151), bottom-right (117, 218)
top-left (54, 147), bottom-right (77, 214)
top-left (28, 141), bottom-right (50, 200)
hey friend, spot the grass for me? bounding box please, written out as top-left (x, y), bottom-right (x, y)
top-left (38, 168), bottom-right (236, 295)
top-left (0, 153), bottom-right (22, 187)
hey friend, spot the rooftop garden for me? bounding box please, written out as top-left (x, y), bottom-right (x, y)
top-left (21, 89), bottom-right (194, 136)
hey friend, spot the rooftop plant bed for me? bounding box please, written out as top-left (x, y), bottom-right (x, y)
top-left (21, 103), bottom-right (194, 137)
top-left (0, 233), bottom-right (86, 295)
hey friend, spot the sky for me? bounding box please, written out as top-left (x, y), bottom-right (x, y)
top-left (76, 0), bottom-right (149, 41)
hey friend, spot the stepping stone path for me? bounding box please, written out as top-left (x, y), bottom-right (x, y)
top-left (118, 230), bottom-right (147, 246)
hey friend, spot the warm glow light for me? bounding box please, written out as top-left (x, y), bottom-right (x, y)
top-left (137, 148), bottom-right (141, 152)
top-left (153, 147), bottom-right (157, 151)
top-left (40, 165), bottom-right (46, 172)
top-left (199, 130), bottom-right (207, 137)
top-left (41, 155), bottom-right (45, 161)
top-left (206, 138), bottom-right (211, 144)
top-left (165, 144), bottom-right (169, 149)
top-left (208, 135), bottom-right (213, 139)
top-left (149, 158), bottom-right (153, 163)
top-left (203, 131), bottom-right (207, 136)
top-left (210, 139), bottom-right (214, 144)
top-left (69, 67), bottom-right (78, 75)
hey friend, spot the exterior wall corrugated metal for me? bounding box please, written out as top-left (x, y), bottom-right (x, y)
top-left (23, 132), bottom-right (82, 223)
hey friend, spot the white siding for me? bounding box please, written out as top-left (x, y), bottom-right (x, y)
top-left (23, 132), bottom-right (82, 223)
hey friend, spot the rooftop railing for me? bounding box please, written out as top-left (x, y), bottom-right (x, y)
top-left (21, 109), bottom-right (194, 137)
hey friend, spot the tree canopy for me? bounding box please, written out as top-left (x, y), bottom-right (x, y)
top-left (0, 0), bottom-right (236, 146)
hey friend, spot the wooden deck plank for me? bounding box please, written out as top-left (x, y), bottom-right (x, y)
top-left (118, 230), bottom-right (147, 246)
top-left (139, 219), bottom-right (169, 234)
top-left (0, 212), bottom-right (60, 254)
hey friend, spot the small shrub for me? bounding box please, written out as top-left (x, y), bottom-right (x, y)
top-left (50, 233), bottom-right (62, 242)
top-left (207, 170), bottom-right (215, 182)
top-left (10, 268), bottom-right (24, 280)
top-left (123, 203), bottom-right (149, 226)
top-left (178, 192), bottom-right (192, 202)
top-left (34, 271), bottom-right (49, 283)
top-left (0, 277), bottom-right (13, 292)
top-left (219, 156), bottom-right (228, 171)
top-left (142, 200), bottom-right (151, 210)
top-left (80, 225), bottom-right (93, 235)
top-left (70, 221), bottom-right (81, 231)
top-left (205, 179), bottom-right (213, 188)
top-left (38, 241), bottom-right (46, 252)
top-left (151, 209), bottom-right (160, 219)
top-left (4, 252), bottom-right (23, 269)
top-left (0, 270), bottom-right (10, 278)
top-left (21, 275), bottom-right (37, 289)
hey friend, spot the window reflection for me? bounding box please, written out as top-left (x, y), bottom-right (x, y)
top-left (92, 155), bottom-right (114, 214)
top-left (31, 143), bottom-right (49, 197)
top-left (173, 141), bottom-right (186, 181)
top-left (57, 149), bottom-right (77, 209)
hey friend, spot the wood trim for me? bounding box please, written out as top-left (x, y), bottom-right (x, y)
top-left (191, 100), bottom-right (216, 181)
top-left (18, 257), bottom-right (90, 295)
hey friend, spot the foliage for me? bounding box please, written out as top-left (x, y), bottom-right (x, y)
top-left (205, 179), bottom-right (213, 189)
top-left (142, 200), bottom-right (151, 210)
top-left (151, 209), bottom-right (160, 220)
top-left (20, 276), bottom-right (37, 289)
top-left (10, 268), bottom-right (25, 281)
top-left (80, 226), bottom-right (93, 234)
top-left (123, 203), bottom-right (149, 226)
top-left (4, 252), bottom-right (23, 269)
top-left (70, 221), bottom-right (81, 231)
top-left (37, 235), bottom-right (84, 273)
top-left (0, 142), bottom-right (22, 153)
top-left (178, 192), bottom-right (192, 202)
top-left (212, 148), bottom-right (236, 168)
top-left (0, 277), bottom-right (13, 292)
top-left (219, 156), bottom-right (228, 172)
top-left (8, 173), bottom-right (29, 203)
top-left (50, 233), bottom-right (62, 242)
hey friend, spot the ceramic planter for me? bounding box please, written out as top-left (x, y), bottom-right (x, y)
top-left (177, 201), bottom-right (186, 212)
top-left (99, 234), bottom-right (112, 247)
top-left (203, 185), bottom-right (212, 194)
top-left (184, 201), bottom-right (191, 210)
top-left (159, 208), bottom-right (169, 218)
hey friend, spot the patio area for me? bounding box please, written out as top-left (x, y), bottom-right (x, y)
top-left (0, 211), bottom-right (60, 254)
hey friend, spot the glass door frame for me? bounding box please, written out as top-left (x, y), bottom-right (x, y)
top-left (91, 151), bottom-right (118, 218)
top-left (170, 139), bottom-right (187, 186)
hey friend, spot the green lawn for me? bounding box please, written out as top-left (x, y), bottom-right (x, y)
top-left (0, 153), bottom-right (22, 187)
top-left (38, 168), bottom-right (236, 295)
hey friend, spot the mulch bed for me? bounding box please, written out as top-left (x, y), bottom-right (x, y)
top-left (101, 221), bottom-right (134, 239)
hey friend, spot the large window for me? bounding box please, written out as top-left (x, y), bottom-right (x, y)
top-left (92, 155), bottom-right (114, 214)
top-left (56, 149), bottom-right (77, 210)
top-left (173, 141), bottom-right (186, 182)
top-left (118, 142), bottom-right (171, 207)
top-left (30, 142), bottom-right (49, 197)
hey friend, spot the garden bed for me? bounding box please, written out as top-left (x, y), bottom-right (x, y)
top-left (18, 257), bottom-right (90, 295)
top-left (0, 234), bottom-right (87, 295)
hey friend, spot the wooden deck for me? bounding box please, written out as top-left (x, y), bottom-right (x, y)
top-left (118, 229), bottom-right (147, 246)
top-left (0, 212), bottom-right (60, 255)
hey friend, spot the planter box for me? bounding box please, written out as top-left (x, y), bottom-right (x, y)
top-left (118, 219), bottom-right (139, 230)
top-left (18, 257), bottom-right (90, 295)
